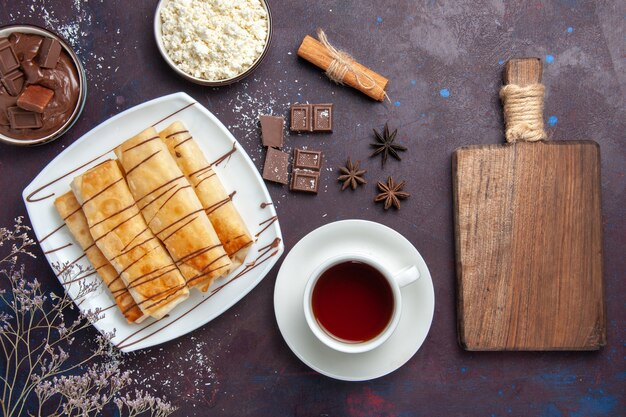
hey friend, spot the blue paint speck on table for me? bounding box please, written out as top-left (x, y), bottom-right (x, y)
top-left (546, 54), bottom-right (555, 64)
top-left (570, 389), bottom-right (617, 417)
top-left (541, 404), bottom-right (563, 417)
top-left (538, 371), bottom-right (576, 386)
top-left (410, 79), bottom-right (416, 85)
top-left (548, 115), bottom-right (558, 126)
top-left (376, 16), bottom-right (382, 23)
top-left (498, 389), bottom-right (503, 396)
top-left (394, 101), bottom-right (401, 107)
top-left (498, 59), bottom-right (505, 65)
top-left (440, 88), bottom-right (450, 98)
top-left (460, 367), bottom-right (467, 373)
top-left (567, 26), bottom-right (574, 33)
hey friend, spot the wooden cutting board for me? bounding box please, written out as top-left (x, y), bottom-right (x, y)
top-left (452, 58), bottom-right (605, 351)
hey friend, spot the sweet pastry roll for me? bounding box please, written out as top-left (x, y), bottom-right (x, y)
top-left (54, 191), bottom-right (146, 323)
top-left (159, 121), bottom-right (253, 268)
top-left (114, 127), bottom-right (232, 291)
top-left (71, 160), bottom-right (189, 319)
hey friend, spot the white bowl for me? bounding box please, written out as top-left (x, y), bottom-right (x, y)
top-left (153, 0), bottom-right (273, 86)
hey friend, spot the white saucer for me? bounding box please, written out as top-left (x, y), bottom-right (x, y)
top-left (274, 220), bottom-right (435, 381)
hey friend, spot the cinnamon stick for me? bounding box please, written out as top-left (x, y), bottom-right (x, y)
top-left (297, 35), bottom-right (389, 102)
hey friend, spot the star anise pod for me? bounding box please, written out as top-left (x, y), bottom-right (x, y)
top-left (370, 123), bottom-right (407, 168)
top-left (337, 157), bottom-right (367, 190)
top-left (375, 176), bottom-right (410, 210)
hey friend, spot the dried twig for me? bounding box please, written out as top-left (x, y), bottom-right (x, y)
top-left (0, 217), bottom-right (177, 417)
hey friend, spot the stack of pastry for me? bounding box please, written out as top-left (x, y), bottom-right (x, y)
top-left (54, 122), bottom-right (253, 323)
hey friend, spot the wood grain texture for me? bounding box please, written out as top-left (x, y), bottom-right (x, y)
top-left (453, 141), bottom-right (605, 350)
top-left (503, 57), bottom-right (542, 86)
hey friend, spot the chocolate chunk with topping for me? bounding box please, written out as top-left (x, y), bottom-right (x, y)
top-left (0, 110), bottom-right (9, 126)
top-left (0, 39), bottom-right (20, 75)
top-left (38, 37), bottom-right (62, 69)
top-left (262, 147), bottom-right (290, 184)
top-left (9, 33), bottom-right (43, 61)
top-left (259, 114), bottom-right (284, 148)
top-left (293, 148), bottom-right (322, 171)
top-left (290, 103), bottom-right (333, 132)
top-left (7, 106), bottom-right (42, 129)
top-left (1, 70), bottom-right (24, 96)
top-left (290, 170), bottom-right (320, 193)
top-left (17, 85), bottom-right (54, 113)
top-left (312, 104), bottom-right (333, 132)
top-left (290, 104), bottom-right (311, 132)
top-left (21, 60), bottom-right (43, 84)
top-left (0, 87), bottom-right (17, 109)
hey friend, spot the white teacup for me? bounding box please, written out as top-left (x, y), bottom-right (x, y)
top-left (303, 253), bottom-right (420, 353)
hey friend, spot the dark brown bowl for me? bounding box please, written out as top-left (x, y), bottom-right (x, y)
top-left (0, 24), bottom-right (87, 146)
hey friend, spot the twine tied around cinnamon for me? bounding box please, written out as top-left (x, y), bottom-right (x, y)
top-left (499, 84), bottom-right (547, 142)
top-left (316, 29), bottom-right (389, 101)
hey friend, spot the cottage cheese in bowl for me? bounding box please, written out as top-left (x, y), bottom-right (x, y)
top-left (157, 0), bottom-right (270, 84)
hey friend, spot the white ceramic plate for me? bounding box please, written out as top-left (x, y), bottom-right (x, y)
top-left (274, 220), bottom-right (434, 381)
top-left (23, 92), bottom-right (284, 352)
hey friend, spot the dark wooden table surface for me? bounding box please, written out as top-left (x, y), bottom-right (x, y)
top-left (1, 1), bottom-right (624, 416)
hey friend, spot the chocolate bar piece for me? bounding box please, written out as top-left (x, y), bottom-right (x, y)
top-left (0, 39), bottom-right (19, 75)
top-left (1, 70), bottom-right (24, 96)
top-left (0, 87), bottom-right (17, 109)
top-left (0, 109), bottom-right (9, 126)
top-left (21, 60), bottom-right (43, 84)
top-left (259, 115), bottom-right (284, 148)
top-left (0, 91), bottom-right (11, 126)
top-left (7, 106), bottom-right (42, 129)
top-left (262, 147), bottom-right (289, 184)
top-left (17, 85), bottom-right (54, 113)
top-left (293, 148), bottom-right (322, 171)
top-left (290, 103), bottom-right (333, 132)
top-left (38, 37), bottom-right (62, 69)
top-left (290, 104), bottom-right (311, 132)
top-left (312, 104), bottom-right (333, 132)
top-left (290, 170), bottom-right (320, 193)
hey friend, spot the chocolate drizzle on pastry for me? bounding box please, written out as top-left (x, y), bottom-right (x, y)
top-left (30, 108), bottom-right (281, 343)
top-left (116, 235), bottom-right (281, 350)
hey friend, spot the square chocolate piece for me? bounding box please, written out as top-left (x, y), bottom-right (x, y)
top-left (259, 115), bottom-right (284, 148)
top-left (0, 39), bottom-right (19, 75)
top-left (312, 104), bottom-right (333, 132)
top-left (290, 104), bottom-right (311, 132)
top-left (7, 106), bottom-right (42, 129)
top-left (1, 70), bottom-right (24, 96)
top-left (293, 148), bottom-right (322, 171)
top-left (38, 37), bottom-right (62, 69)
top-left (17, 85), bottom-right (55, 113)
top-left (290, 170), bottom-right (320, 194)
top-left (262, 147), bottom-right (290, 184)
top-left (0, 108), bottom-right (9, 126)
top-left (0, 87), bottom-right (17, 108)
top-left (21, 60), bottom-right (43, 84)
